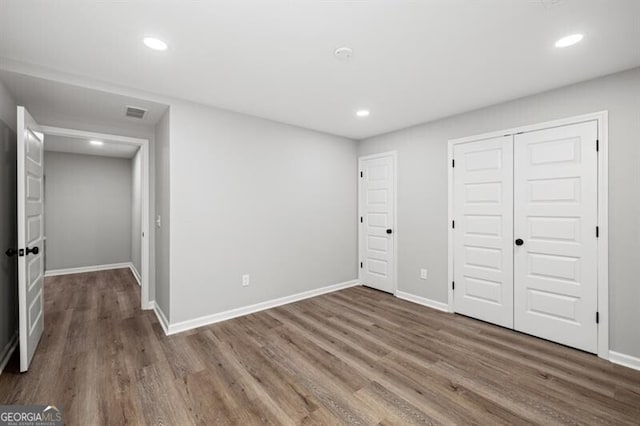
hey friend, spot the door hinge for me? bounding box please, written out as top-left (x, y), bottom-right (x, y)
top-left (360, 216), bottom-right (363, 223)
top-left (452, 220), bottom-right (455, 229)
top-left (596, 139), bottom-right (599, 152)
top-left (360, 171), bottom-right (363, 178)
top-left (596, 226), bottom-right (599, 238)
top-left (452, 159), bottom-right (455, 168)
top-left (452, 281), bottom-right (455, 290)
top-left (596, 311), bottom-right (599, 324)
top-left (360, 262), bottom-right (363, 269)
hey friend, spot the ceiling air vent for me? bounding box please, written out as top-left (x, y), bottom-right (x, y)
top-left (125, 106), bottom-right (148, 119)
top-left (529, 0), bottom-right (565, 8)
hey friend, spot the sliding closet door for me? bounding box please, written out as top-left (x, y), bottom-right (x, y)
top-left (513, 121), bottom-right (598, 353)
top-left (453, 136), bottom-right (513, 328)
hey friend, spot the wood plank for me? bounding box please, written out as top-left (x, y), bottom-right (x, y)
top-left (1, 272), bottom-right (638, 425)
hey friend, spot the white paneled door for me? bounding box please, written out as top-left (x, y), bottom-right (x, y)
top-left (17, 106), bottom-right (45, 372)
top-left (453, 136), bottom-right (514, 328)
top-left (359, 152), bottom-right (396, 294)
top-left (451, 119), bottom-right (600, 354)
top-left (514, 121), bottom-right (599, 353)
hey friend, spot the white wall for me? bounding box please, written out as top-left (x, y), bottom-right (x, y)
top-left (166, 101), bottom-right (358, 323)
top-left (358, 67), bottom-right (640, 358)
top-left (44, 151), bottom-right (133, 270)
top-left (154, 110), bottom-right (171, 318)
top-left (131, 148), bottom-right (142, 278)
top-left (0, 79), bottom-right (17, 366)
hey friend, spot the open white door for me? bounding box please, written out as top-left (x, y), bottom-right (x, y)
top-left (17, 106), bottom-right (45, 372)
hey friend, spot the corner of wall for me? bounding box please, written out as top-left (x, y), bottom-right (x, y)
top-left (0, 79), bottom-right (17, 131)
top-left (153, 108), bottom-right (171, 322)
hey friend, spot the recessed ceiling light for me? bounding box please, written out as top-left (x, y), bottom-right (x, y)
top-left (90, 140), bottom-right (104, 146)
top-left (143, 37), bottom-right (168, 51)
top-left (555, 33), bottom-right (584, 48)
top-left (356, 110), bottom-right (370, 118)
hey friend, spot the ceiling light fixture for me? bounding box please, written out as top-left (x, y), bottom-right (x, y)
top-left (143, 37), bottom-right (168, 51)
top-left (90, 140), bottom-right (104, 146)
top-left (554, 33), bottom-right (584, 48)
top-left (356, 110), bottom-right (370, 118)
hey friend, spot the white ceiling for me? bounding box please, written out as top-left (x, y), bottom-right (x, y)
top-left (44, 134), bottom-right (139, 159)
top-left (0, 70), bottom-right (168, 131)
top-left (0, 0), bottom-right (638, 139)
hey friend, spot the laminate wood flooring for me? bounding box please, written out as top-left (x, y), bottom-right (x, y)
top-left (1, 269), bottom-right (639, 425)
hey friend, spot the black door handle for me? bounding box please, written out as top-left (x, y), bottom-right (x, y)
top-left (26, 246), bottom-right (39, 255)
top-left (5, 248), bottom-right (17, 257)
top-left (386, 229), bottom-right (393, 234)
top-left (515, 239), bottom-right (524, 246)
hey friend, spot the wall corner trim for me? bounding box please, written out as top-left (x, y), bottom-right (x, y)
top-left (395, 290), bottom-right (449, 313)
top-left (130, 264), bottom-right (142, 287)
top-left (0, 332), bottom-right (19, 376)
top-left (152, 302), bottom-right (170, 335)
top-left (163, 279), bottom-right (361, 336)
top-left (609, 351), bottom-right (640, 372)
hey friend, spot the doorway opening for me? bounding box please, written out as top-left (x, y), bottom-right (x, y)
top-left (40, 126), bottom-right (151, 310)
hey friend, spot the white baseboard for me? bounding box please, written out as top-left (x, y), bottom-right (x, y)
top-left (153, 302), bottom-right (170, 335)
top-left (129, 264), bottom-right (142, 286)
top-left (609, 351), bottom-right (640, 371)
top-left (395, 290), bottom-right (449, 313)
top-left (44, 262), bottom-right (132, 277)
top-left (0, 332), bottom-right (18, 376)
top-left (165, 279), bottom-right (361, 335)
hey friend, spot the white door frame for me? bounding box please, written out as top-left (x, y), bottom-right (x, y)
top-left (40, 125), bottom-right (153, 310)
top-left (447, 111), bottom-right (609, 359)
top-left (358, 151), bottom-right (398, 294)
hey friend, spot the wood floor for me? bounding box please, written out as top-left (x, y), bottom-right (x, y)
top-left (1, 270), bottom-right (639, 425)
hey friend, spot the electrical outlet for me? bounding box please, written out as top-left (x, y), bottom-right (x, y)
top-left (420, 269), bottom-right (428, 280)
top-left (242, 274), bottom-right (250, 286)
top-left (156, 215), bottom-right (161, 228)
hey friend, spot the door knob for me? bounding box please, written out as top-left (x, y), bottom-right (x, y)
top-left (515, 239), bottom-right (524, 246)
top-left (5, 248), bottom-right (17, 257)
top-left (386, 229), bottom-right (393, 234)
top-left (26, 246), bottom-right (39, 255)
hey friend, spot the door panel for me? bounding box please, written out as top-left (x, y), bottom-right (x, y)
top-left (453, 136), bottom-right (513, 328)
top-left (17, 106), bottom-right (45, 372)
top-left (514, 121), bottom-right (598, 353)
top-left (359, 154), bottom-right (395, 293)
